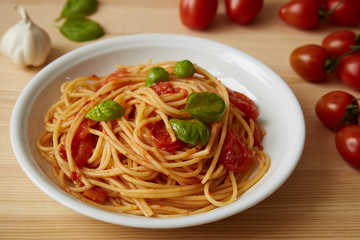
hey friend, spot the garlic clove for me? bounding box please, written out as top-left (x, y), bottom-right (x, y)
top-left (1, 5), bottom-right (51, 68)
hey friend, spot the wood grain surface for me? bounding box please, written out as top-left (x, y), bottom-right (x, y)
top-left (0, 0), bottom-right (359, 239)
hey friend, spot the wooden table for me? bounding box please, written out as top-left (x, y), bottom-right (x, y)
top-left (1, 0), bottom-right (359, 239)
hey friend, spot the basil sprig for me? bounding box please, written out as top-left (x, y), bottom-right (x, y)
top-left (184, 92), bottom-right (225, 123)
top-left (57, 0), bottom-right (98, 21)
top-left (56, 0), bottom-right (104, 42)
top-left (60, 17), bottom-right (104, 42)
top-left (85, 100), bottom-right (125, 121)
top-left (170, 119), bottom-right (210, 146)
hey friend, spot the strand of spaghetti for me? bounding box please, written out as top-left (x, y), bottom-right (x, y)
top-left (128, 88), bottom-right (189, 118)
top-left (161, 157), bottom-right (202, 168)
top-left (168, 159), bottom-right (203, 179)
top-left (109, 144), bottom-right (159, 180)
top-left (163, 122), bottom-right (220, 162)
top-left (229, 106), bottom-right (254, 148)
top-left (97, 141), bottom-right (112, 170)
top-left (106, 177), bottom-right (154, 217)
top-left (201, 115), bottom-right (228, 184)
top-left (134, 101), bottom-right (146, 126)
top-left (87, 134), bottom-right (105, 165)
top-left (204, 171), bottom-right (238, 207)
top-left (96, 124), bottom-right (172, 176)
top-left (155, 109), bottom-right (177, 142)
top-left (132, 116), bottom-right (163, 151)
top-left (81, 167), bottom-right (125, 177)
top-left (87, 178), bottom-right (204, 198)
top-left (147, 205), bottom-right (190, 215)
top-left (121, 174), bottom-right (175, 189)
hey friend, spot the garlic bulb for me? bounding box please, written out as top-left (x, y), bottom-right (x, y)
top-left (1, 5), bottom-right (51, 67)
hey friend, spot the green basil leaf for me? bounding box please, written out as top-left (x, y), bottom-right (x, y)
top-left (145, 67), bottom-right (169, 87)
top-left (60, 17), bottom-right (104, 42)
top-left (174, 60), bottom-right (196, 78)
top-left (85, 100), bottom-right (124, 121)
top-left (57, 0), bottom-right (98, 20)
top-left (184, 92), bottom-right (225, 123)
top-left (170, 118), bottom-right (210, 146)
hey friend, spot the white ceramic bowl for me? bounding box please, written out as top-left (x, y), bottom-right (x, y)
top-left (10, 33), bottom-right (305, 229)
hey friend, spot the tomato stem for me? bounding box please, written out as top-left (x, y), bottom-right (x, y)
top-left (319, 0), bottom-right (346, 22)
top-left (336, 98), bottom-right (360, 131)
top-left (325, 57), bottom-right (336, 74)
top-left (356, 34), bottom-right (360, 45)
top-left (326, 45), bottom-right (360, 74)
top-left (334, 45), bottom-right (360, 67)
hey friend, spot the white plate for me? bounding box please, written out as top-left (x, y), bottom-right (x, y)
top-left (10, 33), bottom-right (305, 229)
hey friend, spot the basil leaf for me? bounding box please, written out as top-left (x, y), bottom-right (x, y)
top-left (60, 17), bottom-right (104, 42)
top-left (85, 100), bottom-right (125, 121)
top-left (184, 92), bottom-right (225, 123)
top-left (145, 67), bottom-right (169, 87)
top-left (174, 60), bottom-right (196, 78)
top-left (170, 118), bottom-right (210, 146)
top-left (57, 0), bottom-right (98, 20)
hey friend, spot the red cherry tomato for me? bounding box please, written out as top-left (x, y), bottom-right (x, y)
top-left (326, 0), bottom-right (360, 27)
top-left (315, 0), bottom-right (327, 5)
top-left (179, 0), bottom-right (218, 30)
top-left (315, 91), bottom-right (359, 131)
top-left (225, 0), bottom-right (263, 24)
top-left (150, 121), bottom-right (186, 153)
top-left (290, 44), bottom-right (330, 82)
top-left (278, 0), bottom-right (322, 30)
top-left (335, 125), bottom-right (360, 168)
top-left (219, 128), bottom-right (253, 173)
top-left (336, 53), bottom-right (360, 91)
top-left (227, 88), bottom-right (259, 120)
top-left (322, 30), bottom-right (358, 58)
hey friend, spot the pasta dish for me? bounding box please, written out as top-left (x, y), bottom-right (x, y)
top-left (37, 60), bottom-right (270, 217)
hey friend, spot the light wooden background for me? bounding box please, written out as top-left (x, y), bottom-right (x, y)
top-left (0, 0), bottom-right (359, 239)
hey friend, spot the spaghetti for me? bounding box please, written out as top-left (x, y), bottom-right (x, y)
top-left (37, 60), bottom-right (270, 217)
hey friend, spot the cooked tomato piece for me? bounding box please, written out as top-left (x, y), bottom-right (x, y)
top-left (149, 121), bottom-right (186, 153)
top-left (60, 119), bottom-right (98, 169)
top-left (151, 82), bottom-right (175, 95)
top-left (227, 88), bottom-right (259, 119)
top-left (70, 171), bottom-right (82, 181)
top-left (97, 67), bottom-right (129, 90)
top-left (219, 128), bottom-right (253, 173)
top-left (253, 121), bottom-right (264, 149)
top-left (82, 186), bottom-right (108, 204)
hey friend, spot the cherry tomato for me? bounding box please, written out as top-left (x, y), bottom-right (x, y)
top-left (322, 30), bottom-right (358, 58)
top-left (336, 53), bottom-right (360, 91)
top-left (179, 0), bottom-right (218, 30)
top-left (225, 0), bottom-right (263, 24)
top-left (278, 0), bottom-right (322, 30)
top-left (219, 128), bottom-right (253, 173)
top-left (315, 0), bottom-right (327, 5)
top-left (290, 44), bottom-right (330, 82)
top-left (326, 0), bottom-right (360, 27)
top-left (150, 121), bottom-right (186, 153)
top-left (335, 125), bottom-right (360, 168)
top-left (315, 91), bottom-right (359, 131)
top-left (227, 88), bottom-right (259, 119)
